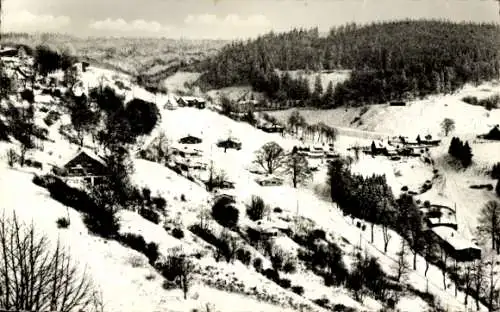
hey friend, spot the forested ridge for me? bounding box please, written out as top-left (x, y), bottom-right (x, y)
top-left (197, 20), bottom-right (500, 107)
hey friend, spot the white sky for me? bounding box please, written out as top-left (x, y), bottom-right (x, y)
top-left (2, 0), bottom-right (499, 39)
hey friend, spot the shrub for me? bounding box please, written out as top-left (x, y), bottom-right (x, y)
top-left (180, 194), bottom-right (186, 202)
top-left (212, 197), bottom-right (239, 229)
top-left (20, 89), bottom-right (34, 104)
top-left (401, 186), bottom-right (408, 192)
top-left (311, 229), bottom-right (326, 240)
top-left (236, 248), bottom-right (252, 266)
top-left (247, 195), bottom-right (267, 221)
top-left (283, 259), bottom-right (298, 274)
top-left (56, 217), bottom-right (70, 228)
top-left (83, 206), bottom-right (120, 238)
top-left (491, 162), bottom-right (500, 179)
top-left (462, 96), bottom-right (478, 105)
top-left (313, 298), bottom-right (330, 308)
top-left (263, 268), bottom-right (280, 282)
top-left (118, 233), bottom-right (159, 265)
top-left (278, 278), bottom-right (291, 289)
top-left (253, 257), bottom-right (263, 272)
top-left (172, 228), bottom-right (184, 239)
top-left (273, 207), bottom-right (283, 213)
top-left (152, 196), bottom-right (167, 211)
top-left (291, 285), bottom-right (305, 296)
top-left (139, 208), bottom-right (160, 224)
top-left (270, 248), bottom-right (286, 270)
top-left (142, 187), bottom-right (151, 202)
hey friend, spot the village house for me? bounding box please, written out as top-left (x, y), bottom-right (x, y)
top-left (258, 122), bottom-right (285, 134)
top-left (171, 144), bottom-right (203, 158)
top-left (430, 226), bottom-right (481, 262)
top-left (248, 218), bottom-right (293, 238)
top-left (164, 96), bottom-right (179, 110)
top-left (177, 96), bottom-right (206, 109)
top-left (216, 137), bottom-right (242, 150)
top-left (178, 135), bottom-right (203, 145)
top-left (420, 204), bottom-right (458, 230)
top-left (255, 175), bottom-right (284, 186)
top-left (52, 149), bottom-right (110, 187)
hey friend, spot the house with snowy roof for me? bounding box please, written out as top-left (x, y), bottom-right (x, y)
top-left (51, 148), bottom-right (110, 187)
top-left (430, 226), bottom-right (481, 262)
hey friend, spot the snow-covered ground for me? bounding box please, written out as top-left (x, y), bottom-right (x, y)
top-left (2, 57), bottom-right (498, 311)
top-left (268, 81), bottom-right (500, 138)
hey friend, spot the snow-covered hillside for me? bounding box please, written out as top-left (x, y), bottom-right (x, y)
top-left (1, 56), bottom-right (497, 311)
top-left (268, 81), bottom-right (500, 138)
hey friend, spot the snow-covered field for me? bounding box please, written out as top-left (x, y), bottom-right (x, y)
top-left (268, 81), bottom-right (500, 138)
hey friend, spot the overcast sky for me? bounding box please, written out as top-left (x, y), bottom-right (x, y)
top-left (2, 0), bottom-right (499, 39)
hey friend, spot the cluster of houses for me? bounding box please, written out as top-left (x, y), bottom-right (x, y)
top-left (165, 96), bottom-right (207, 110)
top-left (357, 134), bottom-right (441, 160)
top-left (296, 143), bottom-right (339, 160)
top-left (418, 201), bottom-right (481, 262)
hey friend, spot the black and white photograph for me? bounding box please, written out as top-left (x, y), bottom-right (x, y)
top-left (0, 0), bottom-right (499, 311)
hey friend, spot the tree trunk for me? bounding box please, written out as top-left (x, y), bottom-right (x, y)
top-left (413, 252), bottom-right (417, 270)
top-left (371, 223), bottom-right (374, 244)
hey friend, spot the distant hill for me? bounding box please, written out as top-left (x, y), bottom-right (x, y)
top-left (1, 32), bottom-right (227, 87)
top-left (197, 20), bottom-right (500, 108)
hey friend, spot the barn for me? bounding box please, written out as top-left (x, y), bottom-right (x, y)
top-left (430, 226), bottom-right (481, 262)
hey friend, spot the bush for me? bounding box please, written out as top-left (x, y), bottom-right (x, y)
top-left (56, 217), bottom-right (70, 228)
top-left (278, 278), bottom-right (291, 289)
top-left (180, 194), bottom-right (186, 202)
top-left (118, 233), bottom-right (159, 265)
top-left (139, 208), bottom-right (160, 224)
top-left (83, 207), bottom-right (120, 238)
top-left (152, 196), bottom-right (167, 211)
top-left (236, 248), bottom-right (252, 266)
top-left (401, 186), bottom-right (408, 192)
top-left (273, 207), bottom-right (283, 213)
top-left (263, 268), bottom-right (280, 282)
top-left (462, 96), bottom-right (478, 105)
top-left (172, 228), bottom-right (184, 239)
top-left (33, 174), bottom-right (58, 188)
top-left (291, 285), bottom-right (305, 296)
top-left (212, 197), bottom-right (239, 229)
top-left (270, 249), bottom-right (286, 270)
top-left (311, 229), bottom-right (326, 240)
top-left (283, 259), bottom-right (298, 274)
top-left (20, 89), bottom-right (35, 104)
top-left (247, 195), bottom-right (267, 221)
top-left (491, 162), bottom-right (500, 179)
top-left (313, 298), bottom-right (330, 308)
top-left (253, 257), bottom-right (263, 272)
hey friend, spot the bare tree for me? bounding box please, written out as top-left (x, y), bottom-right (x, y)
top-left (463, 264), bottom-right (473, 308)
top-left (423, 235), bottom-right (438, 292)
top-left (154, 130), bottom-right (171, 163)
top-left (287, 110), bottom-right (306, 136)
top-left (6, 148), bottom-right (17, 168)
top-left (163, 247), bottom-right (195, 300)
top-left (486, 255), bottom-right (499, 312)
top-left (472, 257), bottom-right (486, 312)
top-left (285, 153), bottom-right (312, 188)
top-left (478, 200), bottom-right (500, 254)
top-left (393, 238), bottom-right (410, 283)
top-left (380, 200), bottom-right (393, 253)
top-left (254, 141), bottom-right (286, 175)
top-left (0, 212), bottom-right (101, 312)
top-left (441, 118), bottom-right (455, 136)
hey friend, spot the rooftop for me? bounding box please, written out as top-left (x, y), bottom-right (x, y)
top-left (431, 226), bottom-right (480, 251)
